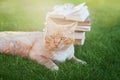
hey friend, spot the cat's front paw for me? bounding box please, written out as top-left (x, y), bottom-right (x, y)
top-left (51, 65), bottom-right (59, 71)
top-left (73, 58), bottom-right (87, 65)
top-left (80, 60), bottom-right (87, 65)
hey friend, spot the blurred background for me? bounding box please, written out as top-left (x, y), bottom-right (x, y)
top-left (0, 0), bottom-right (86, 31)
top-left (0, 0), bottom-right (120, 80)
top-left (0, 0), bottom-right (119, 31)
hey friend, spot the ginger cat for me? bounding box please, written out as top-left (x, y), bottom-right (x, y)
top-left (0, 20), bottom-right (86, 71)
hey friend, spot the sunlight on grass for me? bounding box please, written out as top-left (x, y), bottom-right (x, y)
top-left (0, 0), bottom-right (120, 80)
top-left (0, 0), bottom-right (64, 31)
top-left (0, 0), bottom-right (88, 31)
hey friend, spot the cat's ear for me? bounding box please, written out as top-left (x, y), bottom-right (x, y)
top-left (45, 18), bottom-right (58, 31)
top-left (46, 18), bottom-right (57, 26)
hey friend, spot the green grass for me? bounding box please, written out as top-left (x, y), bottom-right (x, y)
top-left (0, 0), bottom-right (120, 80)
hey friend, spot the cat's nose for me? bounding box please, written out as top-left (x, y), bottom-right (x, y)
top-left (54, 42), bottom-right (59, 47)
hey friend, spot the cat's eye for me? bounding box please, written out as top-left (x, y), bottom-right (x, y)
top-left (45, 40), bottom-right (50, 44)
top-left (46, 41), bottom-right (49, 43)
top-left (50, 35), bottom-right (55, 39)
top-left (61, 37), bottom-right (65, 40)
top-left (45, 36), bottom-right (53, 41)
top-left (64, 39), bottom-right (73, 44)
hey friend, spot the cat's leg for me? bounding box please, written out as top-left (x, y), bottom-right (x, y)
top-left (71, 56), bottom-right (87, 65)
top-left (30, 55), bottom-right (59, 71)
top-left (68, 44), bottom-right (87, 65)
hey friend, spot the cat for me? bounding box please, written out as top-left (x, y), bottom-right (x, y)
top-left (0, 19), bottom-right (86, 71)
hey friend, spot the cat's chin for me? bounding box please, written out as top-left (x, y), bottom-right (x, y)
top-left (46, 45), bottom-right (71, 52)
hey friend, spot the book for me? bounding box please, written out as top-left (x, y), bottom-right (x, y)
top-left (46, 3), bottom-right (87, 20)
top-left (77, 17), bottom-right (91, 26)
top-left (74, 31), bottom-right (85, 39)
top-left (49, 18), bottom-right (74, 25)
top-left (73, 2), bottom-right (86, 12)
top-left (47, 17), bottom-right (90, 26)
top-left (45, 3), bottom-right (91, 45)
top-left (45, 18), bottom-right (91, 32)
top-left (74, 38), bottom-right (85, 45)
top-left (66, 6), bottom-right (89, 22)
top-left (74, 31), bottom-right (85, 45)
top-left (75, 25), bottom-right (91, 32)
top-left (46, 13), bottom-right (65, 19)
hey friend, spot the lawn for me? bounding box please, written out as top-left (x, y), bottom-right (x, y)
top-left (0, 0), bottom-right (120, 80)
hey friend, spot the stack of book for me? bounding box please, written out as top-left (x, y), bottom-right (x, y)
top-left (45, 3), bottom-right (91, 45)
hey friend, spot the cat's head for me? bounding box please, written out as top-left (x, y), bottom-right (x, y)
top-left (44, 18), bottom-right (77, 51)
